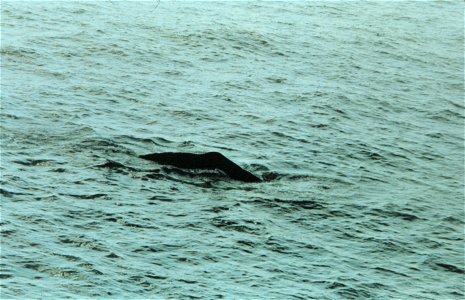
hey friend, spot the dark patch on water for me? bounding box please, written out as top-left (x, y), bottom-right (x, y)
top-left (60, 193), bottom-right (107, 200)
top-left (436, 263), bottom-right (465, 274)
top-left (205, 206), bottom-right (230, 213)
top-left (369, 208), bottom-right (420, 221)
top-left (272, 198), bottom-right (324, 210)
top-left (95, 160), bottom-right (128, 170)
top-left (106, 253), bottom-right (120, 259)
top-left (0, 188), bottom-right (34, 198)
top-left (210, 217), bottom-right (261, 234)
top-left (373, 267), bottom-right (409, 277)
top-left (145, 274), bottom-right (168, 280)
top-left (12, 159), bottom-right (57, 166)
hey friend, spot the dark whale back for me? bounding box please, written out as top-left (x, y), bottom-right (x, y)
top-left (139, 152), bottom-right (262, 183)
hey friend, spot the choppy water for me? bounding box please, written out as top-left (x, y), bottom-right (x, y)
top-left (1, 1), bottom-right (464, 299)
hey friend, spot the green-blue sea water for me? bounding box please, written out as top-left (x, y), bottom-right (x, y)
top-left (1, 1), bottom-right (463, 299)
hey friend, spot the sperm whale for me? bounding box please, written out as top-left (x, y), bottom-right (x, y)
top-left (139, 152), bottom-right (262, 183)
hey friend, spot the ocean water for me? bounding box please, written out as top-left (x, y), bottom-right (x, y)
top-left (1, 1), bottom-right (463, 299)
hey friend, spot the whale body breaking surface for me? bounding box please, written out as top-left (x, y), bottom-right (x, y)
top-left (139, 152), bottom-right (262, 183)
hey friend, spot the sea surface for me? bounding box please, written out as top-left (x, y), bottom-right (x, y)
top-left (1, 1), bottom-right (464, 299)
